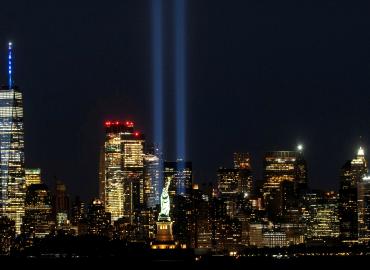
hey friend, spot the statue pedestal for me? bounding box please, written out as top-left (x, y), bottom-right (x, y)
top-left (155, 220), bottom-right (174, 242)
top-left (151, 220), bottom-right (177, 249)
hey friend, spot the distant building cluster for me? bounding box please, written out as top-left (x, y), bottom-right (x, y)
top-left (1, 43), bottom-right (370, 256)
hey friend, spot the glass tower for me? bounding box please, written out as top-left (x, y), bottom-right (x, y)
top-left (358, 176), bottom-right (370, 243)
top-left (339, 147), bottom-right (367, 243)
top-left (101, 121), bottom-right (145, 223)
top-left (0, 85), bottom-right (26, 234)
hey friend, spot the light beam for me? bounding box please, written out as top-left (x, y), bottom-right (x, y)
top-left (174, 0), bottom-right (186, 194)
top-left (152, 0), bottom-right (164, 205)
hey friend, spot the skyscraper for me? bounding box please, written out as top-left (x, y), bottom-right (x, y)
top-left (339, 147), bottom-right (367, 243)
top-left (22, 184), bottom-right (53, 239)
top-left (233, 152), bottom-right (251, 170)
top-left (217, 167), bottom-right (239, 196)
top-left (263, 151), bottom-right (306, 193)
top-left (53, 180), bottom-right (70, 227)
top-left (233, 153), bottom-right (253, 196)
top-left (0, 42), bottom-right (26, 233)
top-left (262, 150), bottom-right (307, 219)
top-left (71, 196), bottom-right (85, 226)
top-left (304, 191), bottom-right (340, 244)
top-left (163, 160), bottom-right (192, 197)
top-left (357, 175), bottom-right (370, 243)
top-left (25, 168), bottom-right (41, 187)
top-left (86, 199), bottom-right (111, 237)
top-left (217, 167), bottom-right (239, 218)
top-left (101, 121), bottom-right (145, 223)
top-left (143, 154), bottom-right (161, 208)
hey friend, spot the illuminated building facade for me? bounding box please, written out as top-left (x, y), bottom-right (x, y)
top-left (163, 160), bottom-right (192, 197)
top-left (217, 167), bottom-right (239, 218)
top-left (339, 147), bottom-right (367, 243)
top-left (101, 121), bottom-right (145, 223)
top-left (172, 194), bottom-right (194, 247)
top-left (262, 150), bottom-right (307, 219)
top-left (304, 191), bottom-right (340, 243)
top-left (263, 230), bottom-right (288, 248)
top-left (22, 184), bottom-right (53, 239)
top-left (193, 190), bottom-right (212, 248)
top-left (249, 222), bottom-right (265, 247)
top-left (71, 196), bottom-right (85, 226)
top-left (0, 84), bottom-right (26, 234)
top-left (86, 199), bottom-right (111, 236)
top-left (25, 168), bottom-right (41, 186)
top-left (217, 168), bottom-right (239, 196)
top-left (234, 152), bottom-right (251, 170)
top-left (209, 197), bottom-right (242, 251)
top-left (53, 180), bottom-right (70, 227)
top-left (0, 216), bottom-right (15, 255)
top-left (233, 153), bottom-right (253, 195)
top-left (358, 176), bottom-right (370, 243)
top-left (144, 154), bottom-right (161, 208)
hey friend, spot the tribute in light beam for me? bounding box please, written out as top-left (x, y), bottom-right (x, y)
top-left (174, 0), bottom-right (186, 194)
top-left (8, 42), bottom-right (13, 89)
top-left (152, 0), bottom-right (164, 205)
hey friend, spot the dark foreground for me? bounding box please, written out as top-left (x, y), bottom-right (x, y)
top-left (1, 255), bottom-right (369, 270)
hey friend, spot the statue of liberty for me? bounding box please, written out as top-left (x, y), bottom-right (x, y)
top-left (158, 178), bottom-right (171, 221)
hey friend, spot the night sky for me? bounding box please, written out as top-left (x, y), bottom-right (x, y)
top-left (1, 0), bottom-right (370, 201)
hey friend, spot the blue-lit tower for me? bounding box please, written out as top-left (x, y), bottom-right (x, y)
top-left (0, 42), bottom-right (26, 234)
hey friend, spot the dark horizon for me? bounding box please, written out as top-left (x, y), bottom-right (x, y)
top-left (1, 0), bottom-right (370, 201)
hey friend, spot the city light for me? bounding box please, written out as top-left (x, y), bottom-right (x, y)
top-left (8, 41), bottom-right (13, 88)
top-left (358, 146), bottom-right (365, 156)
top-left (297, 144), bottom-right (303, 151)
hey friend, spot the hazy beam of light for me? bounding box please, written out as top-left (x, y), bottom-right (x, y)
top-left (175, 0), bottom-right (186, 161)
top-left (174, 0), bottom-right (186, 194)
top-left (152, 0), bottom-right (163, 151)
top-left (152, 0), bottom-right (164, 204)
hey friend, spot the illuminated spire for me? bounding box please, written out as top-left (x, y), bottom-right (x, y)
top-left (8, 42), bottom-right (13, 89)
top-left (297, 144), bottom-right (304, 152)
top-left (358, 146), bottom-right (365, 157)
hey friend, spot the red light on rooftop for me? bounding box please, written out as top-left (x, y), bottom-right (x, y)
top-left (105, 121), bottom-right (111, 127)
top-left (125, 121), bottom-right (134, 127)
top-left (115, 121), bottom-right (120, 125)
top-left (134, 131), bottom-right (140, 137)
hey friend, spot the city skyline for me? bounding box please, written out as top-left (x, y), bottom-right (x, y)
top-left (3, 1), bottom-right (370, 261)
top-left (0, 43), bottom-right (369, 201)
top-left (1, 0), bottom-right (370, 202)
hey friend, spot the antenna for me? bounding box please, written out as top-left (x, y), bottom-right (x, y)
top-left (8, 42), bottom-right (13, 89)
